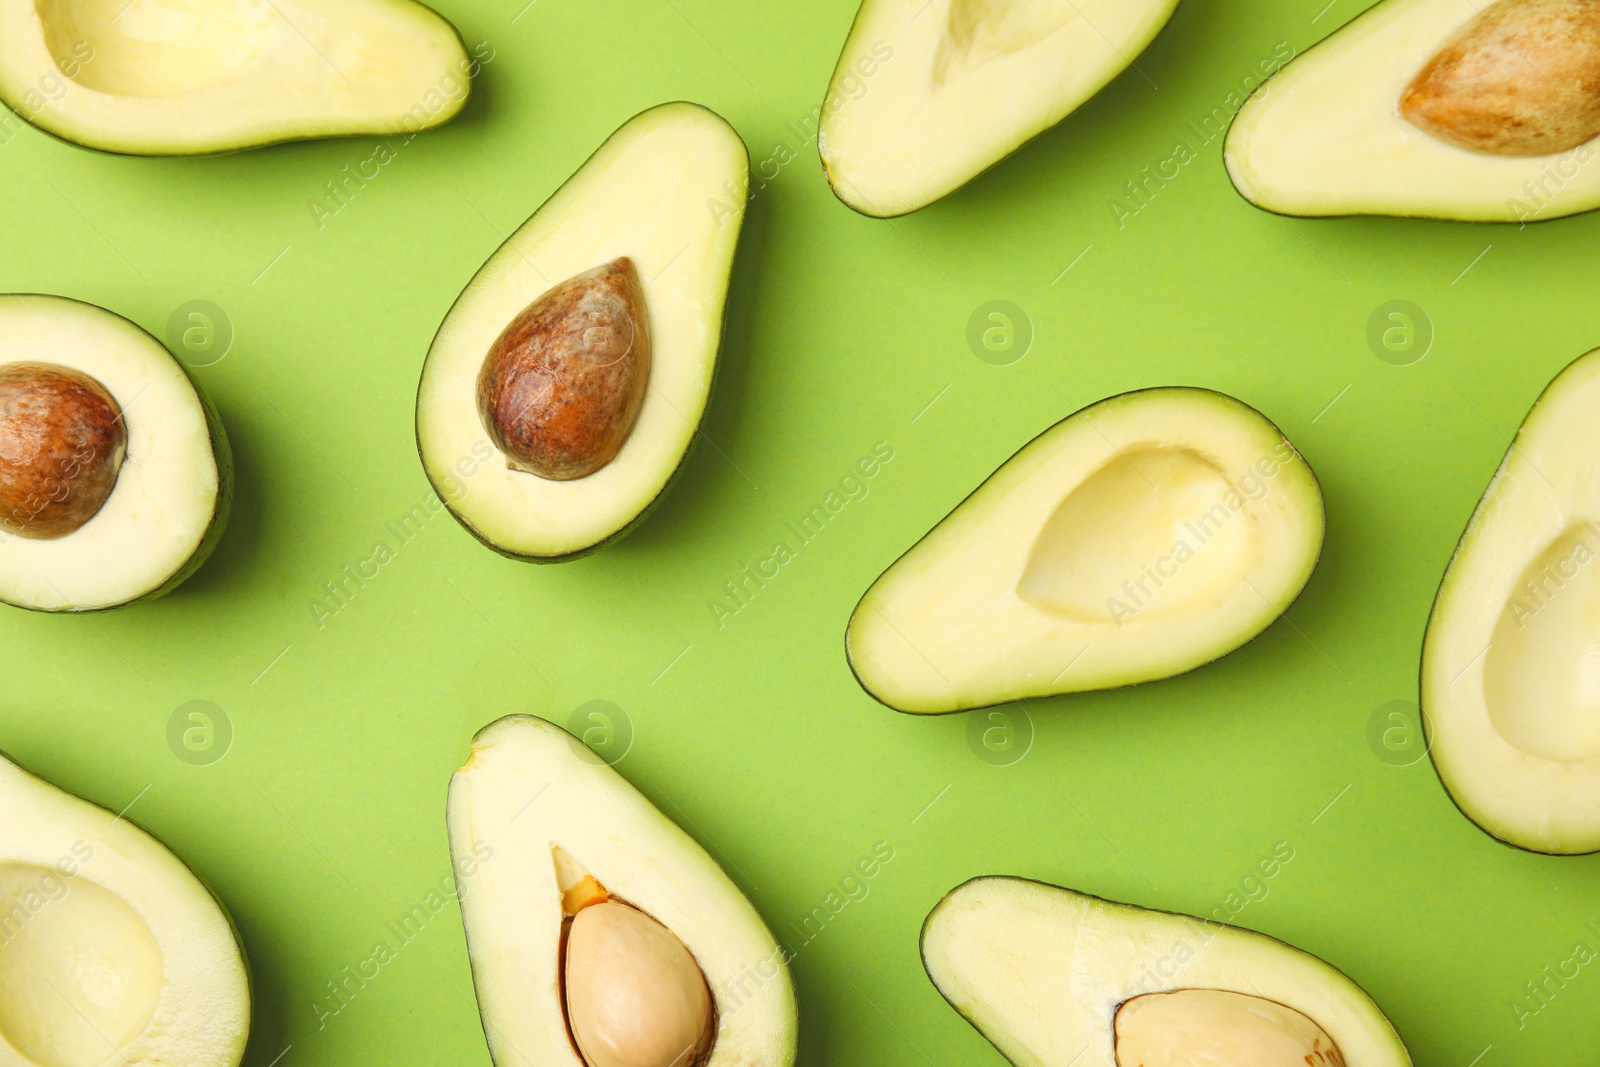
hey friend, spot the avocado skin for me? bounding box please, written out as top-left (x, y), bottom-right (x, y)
top-left (416, 102), bottom-right (752, 564)
top-left (1221, 1), bottom-right (1600, 226)
top-left (844, 386), bottom-right (1326, 715)
top-left (0, 4), bottom-right (471, 158)
top-left (0, 295), bottom-right (234, 614)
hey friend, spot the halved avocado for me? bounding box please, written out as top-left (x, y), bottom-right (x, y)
top-left (1422, 347), bottom-right (1600, 854)
top-left (0, 294), bottom-right (231, 613)
top-left (846, 388), bottom-right (1324, 714)
top-left (1226, 0), bottom-right (1600, 222)
top-left (447, 716), bottom-right (798, 1067)
top-left (818, 0), bottom-right (1182, 217)
top-left (0, 749), bottom-right (251, 1067)
top-left (415, 102), bottom-right (750, 562)
top-left (0, 0), bottom-right (470, 155)
top-left (922, 877), bottom-right (1411, 1067)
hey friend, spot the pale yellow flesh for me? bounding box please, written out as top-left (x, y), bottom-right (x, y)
top-left (0, 0), bottom-right (468, 154)
top-left (0, 296), bottom-right (220, 612)
top-left (819, 0), bottom-right (1181, 216)
top-left (1423, 347), bottom-right (1600, 853)
top-left (1225, 0), bottom-right (1600, 221)
top-left (446, 716), bottom-right (796, 1067)
top-left (847, 388), bottom-right (1324, 713)
top-left (921, 878), bottom-right (1411, 1067)
top-left (1114, 989), bottom-right (1344, 1067)
top-left (417, 103), bottom-right (749, 559)
top-left (0, 753), bottom-right (249, 1067)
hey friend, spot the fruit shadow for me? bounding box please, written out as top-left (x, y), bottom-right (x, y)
top-left (605, 187), bottom-right (776, 557)
top-left (164, 408), bottom-right (269, 603)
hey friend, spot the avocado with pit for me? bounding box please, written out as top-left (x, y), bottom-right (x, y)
top-left (1226, 0), bottom-right (1600, 222)
top-left (447, 716), bottom-right (798, 1067)
top-left (818, 0), bottom-right (1182, 217)
top-left (0, 749), bottom-right (251, 1067)
top-left (1422, 347), bottom-right (1600, 854)
top-left (0, 294), bottom-right (231, 613)
top-left (846, 387), bottom-right (1324, 714)
top-left (922, 877), bottom-right (1411, 1067)
top-left (416, 102), bottom-right (750, 561)
top-left (0, 0), bottom-right (471, 155)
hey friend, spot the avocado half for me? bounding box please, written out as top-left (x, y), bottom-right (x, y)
top-left (447, 715), bottom-right (798, 1067)
top-left (415, 102), bottom-right (751, 562)
top-left (0, 294), bottom-right (231, 613)
top-left (0, 0), bottom-right (470, 155)
top-left (0, 748), bottom-right (251, 1067)
top-left (921, 877), bottom-right (1411, 1067)
top-left (1422, 347), bottom-right (1600, 854)
top-left (1225, 0), bottom-right (1600, 223)
top-left (818, 0), bottom-right (1182, 217)
top-left (846, 387), bottom-right (1325, 714)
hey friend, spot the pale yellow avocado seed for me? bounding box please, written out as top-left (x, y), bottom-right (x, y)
top-left (1114, 988), bottom-right (1345, 1067)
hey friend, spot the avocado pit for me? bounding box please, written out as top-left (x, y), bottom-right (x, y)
top-left (1400, 0), bottom-right (1600, 156)
top-left (1114, 988), bottom-right (1345, 1067)
top-left (477, 257), bottom-right (651, 482)
top-left (0, 362), bottom-right (127, 540)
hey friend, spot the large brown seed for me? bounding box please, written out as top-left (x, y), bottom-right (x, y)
top-left (476, 257), bottom-right (651, 482)
top-left (1400, 0), bottom-right (1600, 156)
top-left (0, 362), bottom-right (128, 540)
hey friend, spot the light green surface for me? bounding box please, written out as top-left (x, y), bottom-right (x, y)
top-left (1, 1), bottom-right (1598, 1065)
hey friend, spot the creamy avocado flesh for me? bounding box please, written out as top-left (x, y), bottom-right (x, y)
top-left (416, 103), bottom-right (750, 561)
top-left (0, 751), bottom-right (251, 1067)
top-left (921, 878), bottom-right (1410, 1067)
top-left (846, 387), bottom-right (1324, 714)
top-left (447, 716), bottom-right (797, 1067)
top-left (0, 295), bottom-right (230, 613)
top-left (1226, 0), bottom-right (1600, 221)
top-left (0, 0), bottom-right (471, 155)
top-left (819, 0), bottom-right (1182, 216)
top-left (1423, 348), bottom-right (1600, 854)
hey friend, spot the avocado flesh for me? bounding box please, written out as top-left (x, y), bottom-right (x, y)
top-left (0, 295), bottom-right (231, 613)
top-left (416, 103), bottom-right (750, 561)
top-left (819, 0), bottom-right (1182, 217)
top-left (846, 387), bottom-right (1324, 714)
top-left (0, 0), bottom-right (469, 155)
top-left (446, 716), bottom-right (797, 1067)
top-left (921, 877), bottom-right (1410, 1067)
top-left (0, 750), bottom-right (250, 1067)
top-left (1225, 0), bottom-right (1600, 222)
top-left (1421, 347), bottom-right (1600, 853)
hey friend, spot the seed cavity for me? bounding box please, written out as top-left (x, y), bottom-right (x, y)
top-left (1114, 988), bottom-right (1345, 1067)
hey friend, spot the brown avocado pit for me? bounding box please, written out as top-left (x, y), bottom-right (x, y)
top-left (476, 257), bottom-right (652, 482)
top-left (0, 361), bottom-right (128, 540)
top-left (1400, 0), bottom-right (1600, 156)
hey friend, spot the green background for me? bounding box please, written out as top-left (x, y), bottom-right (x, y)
top-left (3, 0), bottom-right (1599, 1063)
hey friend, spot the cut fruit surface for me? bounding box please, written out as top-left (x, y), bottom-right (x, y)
top-left (1422, 347), bottom-right (1600, 853)
top-left (818, 0), bottom-right (1182, 217)
top-left (416, 103), bottom-right (750, 561)
top-left (921, 877), bottom-right (1410, 1067)
top-left (0, 295), bottom-right (231, 613)
top-left (1225, 0), bottom-right (1600, 222)
top-left (447, 715), bottom-right (797, 1067)
top-left (0, 0), bottom-right (471, 154)
top-left (846, 387), bottom-right (1324, 714)
top-left (0, 750), bottom-right (250, 1067)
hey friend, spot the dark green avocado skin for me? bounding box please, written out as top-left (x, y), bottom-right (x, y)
top-left (0, 4), bottom-right (470, 158)
top-left (0, 295), bottom-right (234, 614)
top-left (844, 386), bottom-right (1326, 715)
top-left (416, 102), bottom-right (752, 564)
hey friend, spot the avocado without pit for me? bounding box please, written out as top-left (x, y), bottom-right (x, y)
top-left (1226, 0), bottom-right (1600, 222)
top-left (922, 877), bottom-right (1411, 1067)
top-left (447, 716), bottom-right (798, 1067)
top-left (0, 294), bottom-right (231, 613)
top-left (0, 748), bottom-right (251, 1067)
top-left (416, 102), bottom-right (751, 562)
top-left (846, 387), bottom-right (1324, 714)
